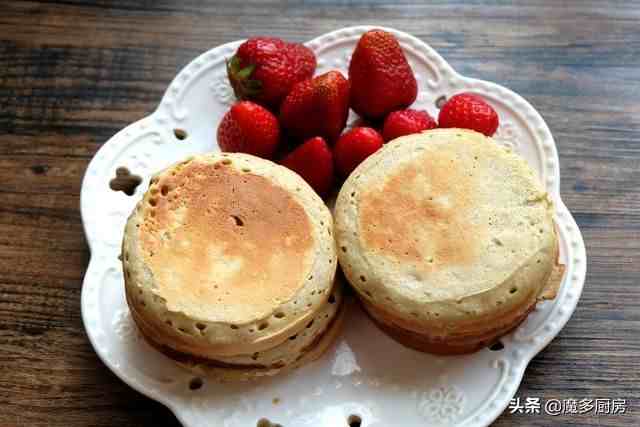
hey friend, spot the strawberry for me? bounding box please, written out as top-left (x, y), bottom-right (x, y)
top-left (217, 101), bottom-right (280, 159)
top-left (227, 37), bottom-right (316, 110)
top-left (438, 93), bottom-right (499, 136)
top-left (281, 136), bottom-right (334, 196)
top-left (382, 109), bottom-right (438, 142)
top-left (334, 127), bottom-right (384, 177)
top-left (348, 29), bottom-right (418, 120)
top-left (280, 71), bottom-right (350, 143)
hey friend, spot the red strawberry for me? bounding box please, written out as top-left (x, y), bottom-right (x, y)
top-left (382, 109), bottom-right (438, 142)
top-left (334, 127), bottom-right (384, 177)
top-left (281, 137), bottom-right (334, 196)
top-left (280, 71), bottom-right (350, 143)
top-left (217, 101), bottom-right (280, 159)
top-left (227, 37), bottom-right (316, 110)
top-left (349, 29), bottom-right (418, 120)
top-left (438, 93), bottom-right (499, 136)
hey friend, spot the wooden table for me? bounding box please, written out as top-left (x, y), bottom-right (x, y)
top-left (1, 1), bottom-right (638, 426)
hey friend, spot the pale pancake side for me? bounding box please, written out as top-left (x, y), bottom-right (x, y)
top-left (335, 129), bottom-right (558, 329)
top-left (123, 153), bottom-right (337, 356)
top-left (211, 283), bottom-right (342, 366)
top-left (132, 293), bottom-right (346, 382)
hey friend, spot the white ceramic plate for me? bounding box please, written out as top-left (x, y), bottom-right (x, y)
top-left (80, 26), bottom-right (586, 427)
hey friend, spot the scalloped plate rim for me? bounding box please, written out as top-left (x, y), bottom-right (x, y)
top-left (79, 25), bottom-right (586, 427)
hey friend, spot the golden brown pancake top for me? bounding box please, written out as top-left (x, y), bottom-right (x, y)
top-left (138, 158), bottom-right (314, 323)
top-left (360, 148), bottom-right (487, 273)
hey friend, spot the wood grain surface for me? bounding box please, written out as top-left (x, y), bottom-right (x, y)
top-left (1, 1), bottom-right (638, 426)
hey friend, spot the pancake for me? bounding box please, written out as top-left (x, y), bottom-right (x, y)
top-left (334, 128), bottom-right (563, 354)
top-left (122, 152), bottom-right (337, 361)
top-left (132, 281), bottom-right (345, 381)
top-left (160, 304), bottom-right (345, 382)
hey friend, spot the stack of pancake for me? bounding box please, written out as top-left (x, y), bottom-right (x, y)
top-left (122, 128), bottom-right (564, 378)
top-left (334, 129), bottom-right (563, 355)
top-left (122, 153), bottom-right (343, 380)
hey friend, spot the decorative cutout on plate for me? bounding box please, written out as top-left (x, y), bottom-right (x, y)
top-left (109, 167), bottom-right (142, 196)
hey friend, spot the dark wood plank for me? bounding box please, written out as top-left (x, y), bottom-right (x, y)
top-left (0, 1), bottom-right (638, 426)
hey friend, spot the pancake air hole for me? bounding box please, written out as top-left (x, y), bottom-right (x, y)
top-left (251, 352), bottom-right (259, 360)
top-left (306, 320), bottom-right (314, 329)
top-left (348, 415), bottom-right (362, 427)
top-left (289, 334), bottom-right (297, 340)
top-left (161, 185), bottom-right (169, 196)
top-left (510, 287), bottom-right (518, 294)
top-left (195, 322), bottom-right (207, 331)
top-left (188, 377), bottom-right (203, 390)
top-left (165, 319), bottom-right (173, 326)
top-left (489, 341), bottom-right (505, 351)
top-left (242, 167), bottom-right (251, 173)
top-left (109, 167), bottom-right (142, 196)
top-left (274, 312), bottom-right (285, 319)
top-left (258, 322), bottom-right (269, 331)
top-left (328, 294), bottom-right (336, 304)
top-left (148, 197), bottom-right (158, 207)
top-left (341, 246), bottom-right (347, 253)
top-left (359, 275), bottom-right (367, 282)
top-left (222, 159), bottom-right (232, 165)
top-left (230, 324), bottom-right (239, 330)
top-left (173, 128), bottom-right (188, 140)
top-left (231, 215), bottom-right (244, 226)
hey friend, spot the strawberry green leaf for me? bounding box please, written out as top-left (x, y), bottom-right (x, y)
top-left (236, 64), bottom-right (256, 80)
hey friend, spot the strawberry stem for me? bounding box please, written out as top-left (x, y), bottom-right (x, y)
top-left (226, 55), bottom-right (262, 100)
